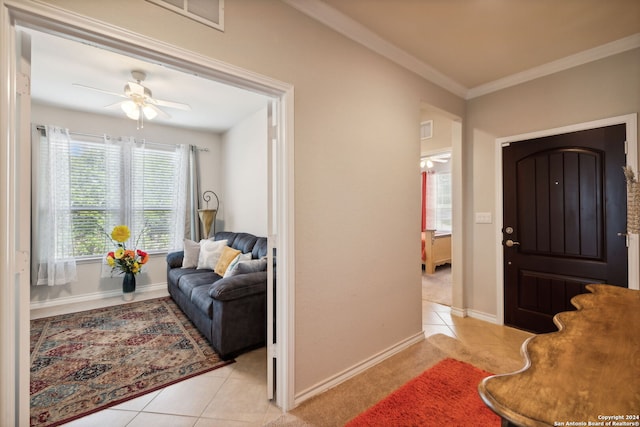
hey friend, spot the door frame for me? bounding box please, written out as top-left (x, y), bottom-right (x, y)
top-left (494, 114), bottom-right (639, 325)
top-left (0, 1), bottom-right (296, 423)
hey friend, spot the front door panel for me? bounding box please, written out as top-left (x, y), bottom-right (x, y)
top-left (503, 124), bottom-right (627, 333)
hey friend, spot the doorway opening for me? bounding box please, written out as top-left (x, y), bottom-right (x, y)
top-left (1, 2), bottom-right (295, 423)
top-left (420, 104), bottom-right (460, 310)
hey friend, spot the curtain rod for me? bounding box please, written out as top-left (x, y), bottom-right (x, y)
top-left (35, 125), bottom-right (209, 152)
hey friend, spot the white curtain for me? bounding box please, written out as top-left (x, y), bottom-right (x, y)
top-left (172, 143), bottom-right (191, 250)
top-left (35, 126), bottom-right (77, 286)
top-left (100, 135), bottom-right (128, 278)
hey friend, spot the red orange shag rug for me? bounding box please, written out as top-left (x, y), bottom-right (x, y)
top-left (345, 358), bottom-right (500, 427)
top-left (30, 297), bottom-right (232, 427)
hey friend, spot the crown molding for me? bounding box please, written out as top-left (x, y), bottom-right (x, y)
top-left (283, 0), bottom-right (640, 101)
top-left (282, 0), bottom-right (468, 98)
top-left (466, 33), bottom-right (640, 99)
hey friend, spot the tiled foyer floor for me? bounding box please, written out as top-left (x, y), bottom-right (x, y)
top-left (47, 287), bottom-right (532, 426)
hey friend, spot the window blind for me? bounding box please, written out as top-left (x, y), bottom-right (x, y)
top-left (40, 134), bottom-right (183, 258)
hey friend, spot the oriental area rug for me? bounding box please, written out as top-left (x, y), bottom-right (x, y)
top-left (345, 358), bottom-right (500, 427)
top-left (30, 297), bottom-right (232, 427)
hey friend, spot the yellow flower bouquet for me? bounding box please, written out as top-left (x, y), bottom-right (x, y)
top-left (105, 225), bottom-right (149, 275)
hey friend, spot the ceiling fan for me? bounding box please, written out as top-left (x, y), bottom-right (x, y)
top-left (421, 152), bottom-right (451, 168)
top-left (73, 70), bottom-right (191, 127)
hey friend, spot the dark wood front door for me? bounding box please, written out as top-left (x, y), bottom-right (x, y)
top-left (503, 124), bottom-right (628, 333)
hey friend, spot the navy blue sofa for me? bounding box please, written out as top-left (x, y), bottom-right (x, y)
top-left (166, 232), bottom-right (268, 359)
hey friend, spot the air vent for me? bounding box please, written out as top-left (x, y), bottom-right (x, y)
top-left (147, 0), bottom-right (224, 31)
top-left (420, 120), bottom-right (433, 140)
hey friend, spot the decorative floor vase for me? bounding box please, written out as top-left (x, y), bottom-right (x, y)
top-left (122, 272), bottom-right (136, 301)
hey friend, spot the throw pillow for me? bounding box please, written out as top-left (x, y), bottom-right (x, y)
top-left (223, 252), bottom-right (252, 278)
top-left (230, 257), bottom-right (268, 276)
top-left (197, 239), bottom-right (228, 270)
top-left (214, 246), bottom-right (242, 276)
top-left (182, 238), bottom-right (201, 268)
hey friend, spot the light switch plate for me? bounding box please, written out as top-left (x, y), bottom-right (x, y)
top-left (475, 212), bottom-right (492, 224)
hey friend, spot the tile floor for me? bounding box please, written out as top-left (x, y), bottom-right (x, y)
top-left (45, 287), bottom-right (532, 426)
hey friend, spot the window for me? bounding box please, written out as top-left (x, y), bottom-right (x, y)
top-left (38, 133), bottom-right (184, 259)
top-left (434, 172), bottom-right (452, 232)
top-left (421, 151), bottom-right (452, 233)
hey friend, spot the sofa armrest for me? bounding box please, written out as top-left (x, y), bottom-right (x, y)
top-left (166, 251), bottom-right (185, 269)
top-left (208, 271), bottom-right (267, 301)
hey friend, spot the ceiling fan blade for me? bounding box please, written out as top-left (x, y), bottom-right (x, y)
top-left (103, 100), bottom-right (126, 109)
top-left (73, 83), bottom-right (126, 98)
top-left (146, 103), bottom-right (171, 119)
top-left (150, 98), bottom-right (191, 111)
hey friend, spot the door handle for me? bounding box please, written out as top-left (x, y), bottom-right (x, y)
top-left (504, 239), bottom-right (520, 247)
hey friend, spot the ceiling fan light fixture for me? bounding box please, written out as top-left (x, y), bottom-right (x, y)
top-left (142, 104), bottom-right (158, 120)
top-left (121, 100), bottom-right (140, 120)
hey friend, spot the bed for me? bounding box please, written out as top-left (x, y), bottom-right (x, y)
top-left (421, 229), bottom-right (451, 274)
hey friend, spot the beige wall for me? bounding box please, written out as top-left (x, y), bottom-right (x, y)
top-left (36, 0), bottom-right (465, 396)
top-left (220, 107), bottom-right (268, 236)
top-left (465, 48), bottom-right (640, 315)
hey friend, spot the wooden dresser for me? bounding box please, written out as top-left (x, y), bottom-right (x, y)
top-left (478, 284), bottom-right (640, 426)
top-left (422, 229), bottom-right (451, 274)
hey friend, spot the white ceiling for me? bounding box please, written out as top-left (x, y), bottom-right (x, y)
top-left (25, 0), bottom-right (640, 129)
top-left (26, 28), bottom-right (271, 133)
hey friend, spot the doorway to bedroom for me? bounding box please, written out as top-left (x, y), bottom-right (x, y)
top-left (420, 104), bottom-right (458, 308)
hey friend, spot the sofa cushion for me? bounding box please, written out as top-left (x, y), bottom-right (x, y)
top-left (197, 239), bottom-right (228, 270)
top-left (231, 233), bottom-right (258, 254)
top-left (252, 237), bottom-right (268, 259)
top-left (178, 270), bottom-right (221, 299)
top-left (168, 266), bottom-right (204, 287)
top-left (190, 285), bottom-right (213, 317)
top-left (214, 232), bottom-right (238, 247)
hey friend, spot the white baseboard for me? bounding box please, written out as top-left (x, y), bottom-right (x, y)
top-left (467, 309), bottom-right (498, 324)
top-left (450, 306), bottom-right (467, 318)
top-left (294, 331), bottom-right (425, 406)
top-left (30, 282), bottom-right (169, 318)
top-left (449, 306), bottom-right (498, 324)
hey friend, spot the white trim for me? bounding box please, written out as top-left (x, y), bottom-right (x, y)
top-left (1, 0), bottom-right (296, 417)
top-left (29, 283), bottom-right (169, 312)
top-left (282, 0), bottom-right (467, 98)
top-left (467, 309), bottom-right (498, 325)
top-left (294, 332), bottom-right (424, 406)
top-left (275, 86), bottom-right (296, 411)
top-left (495, 114), bottom-right (639, 325)
top-left (450, 307), bottom-right (467, 318)
top-left (0, 3), bottom-right (27, 424)
top-left (281, 0), bottom-right (640, 100)
top-left (468, 34), bottom-right (640, 99)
